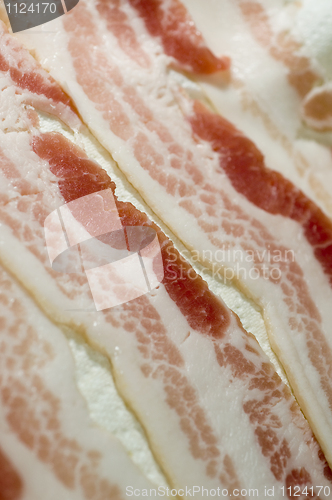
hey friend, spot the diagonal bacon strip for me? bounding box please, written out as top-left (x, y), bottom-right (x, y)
top-left (188, 101), bottom-right (332, 287)
top-left (13, 0), bottom-right (332, 469)
top-left (0, 263), bottom-right (157, 499)
top-left (127, 0), bottom-right (230, 74)
top-left (237, 0), bottom-right (320, 99)
top-left (0, 22), bottom-right (80, 129)
top-left (179, 0), bottom-right (332, 216)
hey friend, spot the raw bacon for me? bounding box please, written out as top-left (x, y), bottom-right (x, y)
top-left (14, 0), bottom-right (332, 469)
top-left (236, 0), bottom-right (332, 134)
top-left (0, 22), bottom-right (79, 129)
top-left (4, 124), bottom-right (331, 496)
top-left (188, 101), bottom-right (332, 286)
top-left (0, 17), bottom-right (332, 495)
top-left (0, 20), bottom-right (158, 498)
top-left (0, 263), bottom-right (155, 500)
top-left (236, 0), bottom-right (320, 99)
top-left (179, 0), bottom-right (332, 217)
top-left (127, 0), bottom-right (230, 74)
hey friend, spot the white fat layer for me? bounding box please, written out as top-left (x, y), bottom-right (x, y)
top-left (67, 331), bottom-right (168, 488)
top-left (294, 0), bottom-right (332, 79)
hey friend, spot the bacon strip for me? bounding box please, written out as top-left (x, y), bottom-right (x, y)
top-left (0, 263), bottom-right (154, 499)
top-left (236, 0), bottom-right (332, 137)
top-left (238, 0), bottom-right (320, 99)
top-left (178, 0), bottom-right (332, 216)
top-left (127, 0), bottom-right (230, 74)
top-left (0, 22), bottom-right (159, 496)
top-left (14, 0), bottom-right (332, 468)
top-left (0, 21), bottom-right (80, 128)
top-left (189, 101), bottom-right (332, 287)
top-left (236, 0), bottom-right (332, 133)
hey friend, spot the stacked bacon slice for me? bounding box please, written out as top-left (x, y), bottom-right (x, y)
top-left (0, 0), bottom-right (332, 498)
